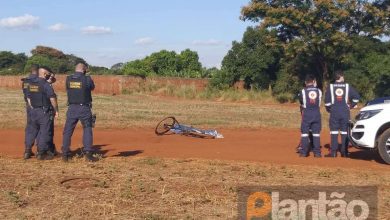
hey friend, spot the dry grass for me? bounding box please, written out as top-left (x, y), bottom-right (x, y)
top-left (0, 88), bottom-right (355, 130)
top-left (123, 81), bottom-right (278, 103)
top-left (0, 156), bottom-right (388, 219)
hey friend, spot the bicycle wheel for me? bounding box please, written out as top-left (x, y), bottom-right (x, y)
top-left (155, 117), bottom-right (179, 135)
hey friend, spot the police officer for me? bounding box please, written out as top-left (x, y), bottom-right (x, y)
top-left (299, 74), bottom-right (322, 157)
top-left (26, 66), bottom-right (59, 160)
top-left (325, 70), bottom-right (360, 157)
top-left (62, 63), bottom-right (97, 162)
top-left (46, 72), bottom-right (58, 155)
top-left (22, 64), bottom-right (39, 159)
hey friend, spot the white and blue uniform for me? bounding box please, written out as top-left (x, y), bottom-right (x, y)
top-left (325, 82), bottom-right (360, 155)
top-left (299, 85), bottom-right (322, 156)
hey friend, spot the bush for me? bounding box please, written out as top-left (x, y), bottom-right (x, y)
top-left (209, 69), bottom-right (236, 90)
top-left (0, 51), bottom-right (27, 74)
top-left (24, 55), bottom-right (68, 73)
top-left (275, 93), bottom-right (293, 103)
top-left (375, 74), bottom-right (390, 97)
top-left (273, 66), bottom-right (301, 99)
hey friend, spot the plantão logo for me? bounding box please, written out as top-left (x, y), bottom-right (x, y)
top-left (238, 186), bottom-right (377, 220)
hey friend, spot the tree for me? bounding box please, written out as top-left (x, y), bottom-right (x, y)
top-left (375, 75), bottom-right (390, 97)
top-left (66, 54), bottom-right (87, 67)
top-left (0, 51), bottom-right (27, 68)
top-left (31, 45), bottom-right (66, 59)
top-left (216, 27), bottom-right (281, 89)
top-left (122, 49), bottom-right (206, 78)
top-left (346, 51), bottom-right (390, 99)
top-left (179, 49), bottom-right (202, 72)
top-left (0, 51), bottom-right (27, 75)
top-left (24, 55), bottom-right (68, 73)
top-left (25, 46), bottom-right (87, 73)
top-left (111, 62), bottom-right (124, 70)
top-left (241, 0), bottom-right (390, 90)
top-left (122, 59), bottom-right (151, 77)
top-left (147, 50), bottom-right (180, 75)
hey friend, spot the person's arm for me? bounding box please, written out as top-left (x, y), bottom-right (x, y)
top-left (45, 83), bottom-right (59, 118)
top-left (26, 84), bottom-right (32, 108)
top-left (298, 90), bottom-right (303, 106)
top-left (349, 86), bottom-right (360, 109)
top-left (324, 86), bottom-right (332, 113)
top-left (319, 89), bottom-right (323, 107)
top-left (88, 76), bottom-right (95, 91)
top-left (22, 79), bottom-right (28, 102)
top-left (27, 98), bottom-right (33, 109)
top-left (298, 89), bottom-right (305, 114)
top-left (50, 97), bottom-right (59, 118)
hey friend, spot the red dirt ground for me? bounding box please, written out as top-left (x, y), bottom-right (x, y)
top-left (0, 127), bottom-right (388, 170)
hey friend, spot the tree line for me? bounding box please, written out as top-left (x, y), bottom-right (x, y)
top-left (0, 46), bottom-right (218, 78)
top-left (225, 0), bottom-right (390, 101)
top-left (1, 0), bottom-right (389, 101)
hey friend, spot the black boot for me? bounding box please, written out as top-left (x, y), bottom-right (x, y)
top-left (23, 151), bottom-right (32, 160)
top-left (36, 152), bottom-right (45, 160)
top-left (45, 151), bottom-right (54, 160)
top-left (85, 152), bottom-right (99, 162)
top-left (325, 152), bottom-right (337, 158)
top-left (62, 154), bottom-right (71, 162)
top-left (48, 144), bottom-right (58, 156)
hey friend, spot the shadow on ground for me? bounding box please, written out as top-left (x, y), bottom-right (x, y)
top-left (112, 150), bottom-right (144, 157)
top-left (73, 144), bottom-right (110, 157)
top-left (348, 149), bottom-right (386, 164)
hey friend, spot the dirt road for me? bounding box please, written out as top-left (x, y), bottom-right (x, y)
top-left (0, 127), bottom-right (388, 170)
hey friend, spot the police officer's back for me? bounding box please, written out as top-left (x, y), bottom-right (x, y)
top-left (325, 70), bottom-right (360, 157)
top-left (62, 63), bottom-right (97, 162)
top-left (26, 67), bottom-right (59, 160)
top-left (22, 64), bottom-right (39, 159)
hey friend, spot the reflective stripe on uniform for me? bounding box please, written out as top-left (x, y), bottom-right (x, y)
top-left (301, 134), bottom-right (309, 137)
top-left (352, 99), bottom-right (359, 103)
top-left (345, 83), bottom-right (349, 104)
top-left (340, 131), bottom-right (348, 135)
top-left (330, 131), bottom-right (339, 134)
top-left (318, 89), bottom-right (322, 107)
top-left (330, 84), bottom-right (334, 104)
top-left (301, 89), bottom-right (306, 109)
top-left (325, 103), bottom-right (332, 106)
top-left (313, 134), bottom-right (320, 137)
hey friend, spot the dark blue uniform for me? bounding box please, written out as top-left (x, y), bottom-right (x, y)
top-left (325, 83), bottom-right (360, 156)
top-left (62, 72), bottom-right (95, 156)
top-left (22, 74), bottom-right (38, 153)
top-left (25, 77), bottom-right (56, 154)
top-left (299, 85), bottom-right (322, 156)
top-left (22, 74), bottom-right (56, 155)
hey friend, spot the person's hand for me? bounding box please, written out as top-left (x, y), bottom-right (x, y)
top-left (55, 111), bottom-right (59, 118)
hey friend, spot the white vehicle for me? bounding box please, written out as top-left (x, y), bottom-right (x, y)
top-left (349, 97), bottom-right (390, 164)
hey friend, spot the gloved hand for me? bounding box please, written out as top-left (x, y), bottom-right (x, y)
top-left (326, 106), bottom-right (331, 113)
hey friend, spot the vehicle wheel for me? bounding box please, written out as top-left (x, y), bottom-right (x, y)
top-left (378, 129), bottom-right (390, 165)
top-left (155, 117), bottom-right (179, 136)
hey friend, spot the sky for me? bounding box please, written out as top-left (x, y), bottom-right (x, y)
top-left (0, 0), bottom-right (254, 68)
